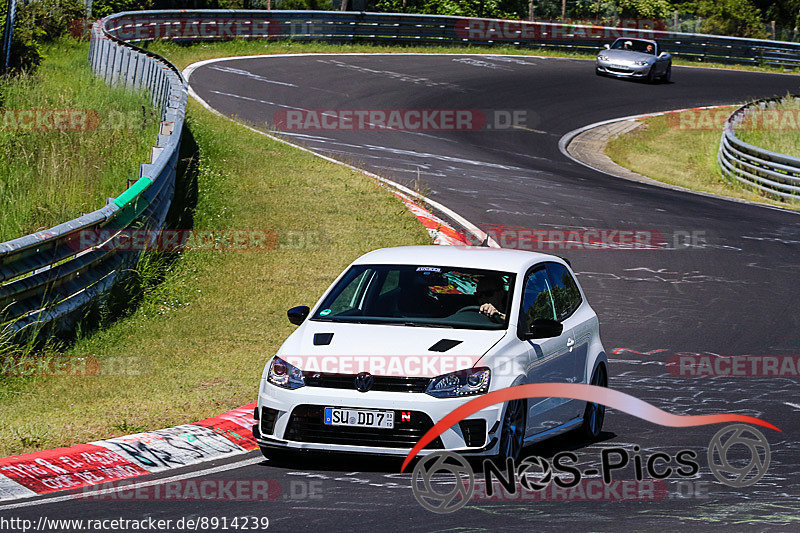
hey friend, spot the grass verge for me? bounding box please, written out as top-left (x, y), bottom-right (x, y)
top-left (0, 73), bottom-right (430, 458)
top-left (604, 109), bottom-right (800, 210)
top-left (0, 38), bottom-right (159, 243)
top-left (736, 95), bottom-right (800, 158)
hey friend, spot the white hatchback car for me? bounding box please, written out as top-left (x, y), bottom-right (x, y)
top-left (254, 246), bottom-right (608, 461)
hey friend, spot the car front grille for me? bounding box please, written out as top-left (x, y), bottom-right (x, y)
top-left (284, 404), bottom-right (443, 449)
top-left (303, 372), bottom-right (431, 393)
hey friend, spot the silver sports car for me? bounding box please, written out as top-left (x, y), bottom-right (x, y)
top-left (596, 38), bottom-right (672, 82)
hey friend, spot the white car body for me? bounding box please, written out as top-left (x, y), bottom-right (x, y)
top-left (254, 245), bottom-right (608, 458)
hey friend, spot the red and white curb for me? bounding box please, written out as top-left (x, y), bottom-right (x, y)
top-left (0, 403), bottom-right (258, 501)
top-left (391, 189), bottom-right (473, 246)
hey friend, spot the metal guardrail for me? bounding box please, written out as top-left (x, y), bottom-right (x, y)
top-left (3, 9), bottom-right (799, 335)
top-left (102, 10), bottom-right (800, 68)
top-left (0, 17), bottom-right (187, 335)
top-left (718, 97), bottom-right (800, 199)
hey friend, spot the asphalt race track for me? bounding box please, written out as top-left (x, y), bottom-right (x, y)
top-left (10, 55), bottom-right (800, 530)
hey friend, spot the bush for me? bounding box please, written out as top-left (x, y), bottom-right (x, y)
top-left (1, 0), bottom-right (89, 74)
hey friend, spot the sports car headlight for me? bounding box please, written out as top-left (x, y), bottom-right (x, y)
top-left (598, 54), bottom-right (609, 61)
top-left (425, 367), bottom-right (490, 398)
top-left (267, 356), bottom-right (305, 389)
top-left (633, 60), bottom-right (649, 66)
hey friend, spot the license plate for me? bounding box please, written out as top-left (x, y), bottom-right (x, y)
top-left (324, 407), bottom-right (394, 429)
top-left (610, 64), bottom-right (628, 70)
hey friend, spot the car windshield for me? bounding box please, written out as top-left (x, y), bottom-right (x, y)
top-left (611, 39), bottom-right (655, 54)
top-left (311, 264), bottom-right (515, 330)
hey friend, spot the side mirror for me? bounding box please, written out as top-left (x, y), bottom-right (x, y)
top-left (658, 51), bottom-right (668, 58)
top-left (527, 318), bottom-right (563, 339)
top-left (287, 305), bottom-right (310, 325)
top-left (603, 44), bottom-right (610, 49)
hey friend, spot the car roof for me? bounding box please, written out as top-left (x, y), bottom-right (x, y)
top-left (351, 245), bottom-right (563, 273)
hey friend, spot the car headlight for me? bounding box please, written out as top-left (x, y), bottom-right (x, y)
top-left (598, 54), bottom-right (608, 61)
top-left (425, 367), bottom-right (490, 398)
top-left (267, 356), bottom-right (305, 389)
top-left (633, 60), bottom-right (650, 66)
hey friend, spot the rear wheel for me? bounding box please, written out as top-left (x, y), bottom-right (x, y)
top-left (494, 398), bottom-right (526, 463)
top-left (578, 364), bottom-right (607, 440)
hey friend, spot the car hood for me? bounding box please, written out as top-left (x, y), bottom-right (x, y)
top-left (602, 49), bottom-right (654, 62)
top-left (276, 321), bottom-right (507, 377)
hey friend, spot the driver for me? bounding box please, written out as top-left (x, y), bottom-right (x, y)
top-left (477, 277), bottom-right (507, 322)
top-left (646, 43), bottom-right (654, 54)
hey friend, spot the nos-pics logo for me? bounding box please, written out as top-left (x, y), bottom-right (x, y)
top-left (411, 424), bottom-right (771, 513)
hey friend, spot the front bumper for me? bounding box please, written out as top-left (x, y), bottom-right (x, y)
top-left (255, 381), bottom-right (504, 456)
top-left (596, 60), bottom-right (651, 78)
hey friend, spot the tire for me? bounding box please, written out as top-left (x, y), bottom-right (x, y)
top-left (493, 398), bottom-right (526, 464)
top-left (595, 68), bottom-right (603, 76)
top-left (577, 364), bottom-right (607, 440)
top-left (646, 66), bottom-right (656, 83)
top-left (661, 65), bottom-right (672, 83)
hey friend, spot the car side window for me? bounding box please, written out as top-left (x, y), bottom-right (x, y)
top-left (545, 262), bottom-right (582, 320)
top-left (519, 267), bottom-right (557, 335)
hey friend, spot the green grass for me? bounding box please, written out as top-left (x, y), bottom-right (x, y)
top-left (0, 39), bottom-right (159, 243)
top-left (605, 109), bottom-right (800, 210)
top-left (0, 91), bottom-right (430, 458)
top-left (736, 96), bottom-right (800, 158)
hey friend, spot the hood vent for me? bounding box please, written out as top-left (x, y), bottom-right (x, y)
top-left (314, 333), bottom-right (334, 346)
top-left (428, 339), bottom-right (462, 352)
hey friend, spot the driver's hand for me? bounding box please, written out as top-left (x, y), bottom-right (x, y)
top-left (480, 303), bottom-right (499, 317)
top-left (480, 303), bottom-right (505, 321)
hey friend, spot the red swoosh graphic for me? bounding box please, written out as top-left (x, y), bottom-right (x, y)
top-left (400, 383), bottom-right (780, 472)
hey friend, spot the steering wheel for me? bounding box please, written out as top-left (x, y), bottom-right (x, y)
top-left (455, 305), bottom-right (482, 314)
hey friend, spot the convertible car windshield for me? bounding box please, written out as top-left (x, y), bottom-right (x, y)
top-left (311, 264), bottom-right (515, 329)
top-left (611, 39), bottom-right (655, 54)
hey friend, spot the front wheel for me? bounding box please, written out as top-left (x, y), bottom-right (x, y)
top-left (578, 364), bottom-right (607, 440)
top-left (494, 398), bottom-right (526, 464)
top-left (661, 65), bottom-right (672, 83)
top-left (646, 66), bottom-right (656, 83)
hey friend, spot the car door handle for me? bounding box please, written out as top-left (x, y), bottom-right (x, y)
top-left (566, 338), bottom-right (575, 347)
